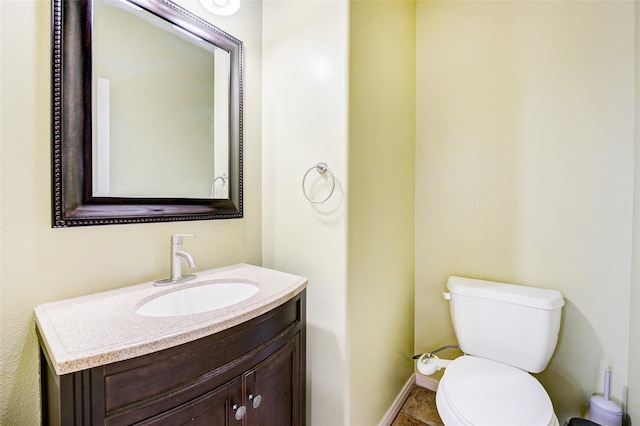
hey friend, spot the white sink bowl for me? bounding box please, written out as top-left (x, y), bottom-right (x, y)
top-left (136, 282), bottom-right (259, 317)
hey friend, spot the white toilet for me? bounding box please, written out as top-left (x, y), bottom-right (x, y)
top-left (434, 276), bottom-right (565, 426)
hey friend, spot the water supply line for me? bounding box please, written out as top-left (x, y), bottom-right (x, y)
top-left (412, 345), bottom-right (460, 360)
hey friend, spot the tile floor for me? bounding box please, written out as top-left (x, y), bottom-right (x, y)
top-left (391, 386), bottom-right (444, 426)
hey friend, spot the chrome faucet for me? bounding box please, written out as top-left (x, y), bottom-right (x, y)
top-left (154, 234), bottom-right (197, 286)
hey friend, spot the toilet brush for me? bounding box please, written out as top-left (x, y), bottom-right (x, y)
top-left (589, 369), bottom-right (622, 426)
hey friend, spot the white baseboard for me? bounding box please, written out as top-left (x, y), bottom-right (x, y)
top-left (378, 375), bottom-right (416, 426)
top-left (378, 373), bottom-right (439, 426)
top-left (416, 373), bottom-right (439, 391)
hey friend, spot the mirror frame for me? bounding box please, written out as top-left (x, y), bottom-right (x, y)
top-left (51, 0), bottom-right (243, 227)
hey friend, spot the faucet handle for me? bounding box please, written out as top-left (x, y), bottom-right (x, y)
top-left (171, 234), bottom-right (195, 244)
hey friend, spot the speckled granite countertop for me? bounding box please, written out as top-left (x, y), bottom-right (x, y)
top-left (35, 263), bottom-right (307, 376)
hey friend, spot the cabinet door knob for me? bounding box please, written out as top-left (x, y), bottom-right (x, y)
top-left (249, 393), bottom-right (262, 408)
top-left (232, 404), bottom-right (246, 420)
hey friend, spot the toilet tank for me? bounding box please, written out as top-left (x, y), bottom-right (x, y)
top-left (446, 276), bottom-right (564, 373)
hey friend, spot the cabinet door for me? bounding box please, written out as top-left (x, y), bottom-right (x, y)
top-left (245, 336), bottom-right (301, 426)
top-left (138, 382), bottom-right (230, 426)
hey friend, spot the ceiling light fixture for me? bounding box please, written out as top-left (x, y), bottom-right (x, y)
top-left (200, 0), bottom-right (240, 16)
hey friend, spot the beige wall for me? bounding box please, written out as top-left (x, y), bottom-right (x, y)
top-left (416, 1), bottom-right (636, 423)
top-left (262, 1), bottom-right (349, 424)
top-left (629, 2), bottom-right (640, 421)
top-left (0, 1), bottom-right (263, 423)
top-left (262, 1), bottom-right (416, 424)
top-left (347, 1), bottom-right (415, 424)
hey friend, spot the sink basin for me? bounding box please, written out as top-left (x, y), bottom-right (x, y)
top-left (136, 282), bottom-right (259, 317)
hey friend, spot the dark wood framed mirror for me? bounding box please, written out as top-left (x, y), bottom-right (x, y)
top-left (51, 0), bottom-right (243, 227)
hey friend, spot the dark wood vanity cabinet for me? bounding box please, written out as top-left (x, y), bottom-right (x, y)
top-left (39, 291), bottom-right (306, 426)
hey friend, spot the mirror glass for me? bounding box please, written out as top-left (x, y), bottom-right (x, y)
top-left (92, 0), bottom-right (230, 199)
top-left (51, 0), bottom-right (243, 227)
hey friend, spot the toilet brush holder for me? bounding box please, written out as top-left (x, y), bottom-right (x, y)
top-left (590, 369), bottom-right (622, 426)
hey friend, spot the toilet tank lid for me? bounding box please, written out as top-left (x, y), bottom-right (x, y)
top-left (447, 276), bottom-right (565, 310)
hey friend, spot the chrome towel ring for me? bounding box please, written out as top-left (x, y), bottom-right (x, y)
top-left (302, 162), bottom-right (335, 204)
top-left (211, 173), bottom-right (228, 197)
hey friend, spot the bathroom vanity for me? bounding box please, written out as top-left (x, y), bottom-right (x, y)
top-left (35, 264), bottom-right (307, 425)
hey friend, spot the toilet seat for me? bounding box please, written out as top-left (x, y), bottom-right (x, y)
top-left (435, 356), bottom-right (559, 426)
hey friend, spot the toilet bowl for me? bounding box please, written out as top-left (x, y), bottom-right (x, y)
top-left (435, 356), bottom-right (559, 426)
top-left (423, 276), bottom-right (565, 426)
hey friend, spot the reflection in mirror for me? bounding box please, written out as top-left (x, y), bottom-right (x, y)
top-left (51, 0), bottom-right (243, 227)
top-left (92, 0), bottom-right (229, 199)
